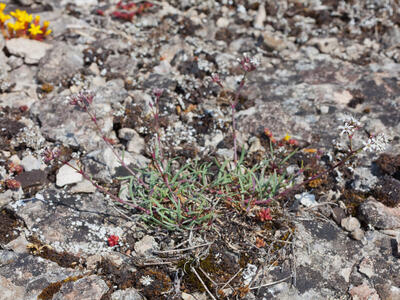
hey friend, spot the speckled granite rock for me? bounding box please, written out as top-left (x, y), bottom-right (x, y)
top-left (0, 250), bottom-right (81, 300)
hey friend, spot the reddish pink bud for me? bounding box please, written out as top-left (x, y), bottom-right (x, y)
top-left (8, 162), bottom-right (24, 174)
top-left (264, 128), bottom-right (273, 138)
top-left (108, 235), bottom-right (119, 247)
top-left (239, 55), bottom-right (258, 72)
top-left (153, 88), bottom-right (164, 98)
top-left (258, 208), bottom-right (272, 222)
top-left (43, 148), bottom-right (60, 163)
top-left (19, 105), bottom-right (29, 112)
top-left (103, 137), bottom-right (116, 145)
top-left (6, 179), bottom-right (21, 190)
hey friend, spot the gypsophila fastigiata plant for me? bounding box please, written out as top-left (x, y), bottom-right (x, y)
top-left (41, 53), bottom-right (391, 232)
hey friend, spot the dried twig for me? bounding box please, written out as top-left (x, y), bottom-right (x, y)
top-left (250, 275), bottom-right (291, 290)
top-left (198, 266), bottom-right (218, 286)
top-left (190, 266), bottom-right (217, 300)
top-left (220, 267), bottom-right (243, 291)
top-left (302, 201), bottom-right (337, 211)
top-left (153, 242), bottom-right (213, 254)
top-left (291, 233), bottom-right (297, 287)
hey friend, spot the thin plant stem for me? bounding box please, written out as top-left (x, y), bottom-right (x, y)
top-left (81, 103), bottom-right (139, 178)
top-left (151, 153), bottom-right (182, 222)
top-left (231, 73), bottom-right (248, 166)
top-left (62, 160), bottom-right (149, 214)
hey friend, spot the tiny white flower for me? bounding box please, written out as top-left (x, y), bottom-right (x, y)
top-left (139, 275), bottom-right (153, 286)
top-left (338, 122), bottom-right (356, 136)
top-left (338, 114), bottom-right (361, 136)
top-left (363, 133), bottom-right (390, 153)
top-left (339, 114), bottom-right (361, 127)
top-left (250, 57), bottom-right (259, 67)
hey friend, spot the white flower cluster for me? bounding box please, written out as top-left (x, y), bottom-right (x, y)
top-left (338, 114), bottom-right (361, 136)
top-left (363, 133), bottom-right (390, 153)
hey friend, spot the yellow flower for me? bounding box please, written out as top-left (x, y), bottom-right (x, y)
top-left (28, 23), bottom-right (42, 36)
top-left (7, 21), bottom-right (24, 32)
top-left (10, 9), bottom-right (23, 19)
top-left (0, 3), bottom-right (6, 12)
top-left (10, 9), bottom-right (32, 23)
top-left (34, 15), bottom-right (40, 23)
top-left (43, 20), bottom-right (49, 29)
top-left (14, 21), bottom-right (25, 31)
top-left (283, 133), bottom-right (291, 141)
top-left (7, 22), bottom-right (14, 31)
top-left (0, 11), bottom-right (10, 23)
top-left (44, 29), bottom-right (51, 35)
top-left (20, 11), bottom-right (32, 23)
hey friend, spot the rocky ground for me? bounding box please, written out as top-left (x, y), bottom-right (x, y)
top-left (1, 0), bottom-right (400, 299)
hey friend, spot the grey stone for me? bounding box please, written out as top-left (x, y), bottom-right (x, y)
top-left (61, 0), bottom-right (98, 6)
top-left (31, 94), bottom-right (109, 152)
top-left (0, 250), bottom-right (81, 300)
top-left (331, 207), bottom-right (346, 225)
top-left (248, 137), bottom-right (265, 153)
top-left (358, 199), bottom-right (400, 229)
top-left (351, 166), bottom-right (379, 193)
top-left (0, 90), bottom-right (37, 109)
top-left (119, 128), bottom-right (145, 154)
top-left (8, 189), bottom-right (127, 256)
top-left (182, 293), bottom-right (208, 300)
top-left (4, 235), bottom-right (30, 253)
top-left (14, 170), bottom-right (47, 188)
top-left (254, 3), bottom-right (266, 29)
top-left (37, 43), bottom-right (84, 84)
top-left (263, 217), bottom-right (400, 299)
top-left (56, 160), bottom-right (83, 187)
top-left (16, 0), bottom-right (33, 5)
top-left (9, 65), bottom-right (37, 91)
top-left (341, 216), bottom-right (361, 232)
top-left (216, 17), bottom-right (230, 28)
top-left (84, 147), bottom-right (149, 183)
top-left (262, 31), bottom-right (287, 51)
top-left (111, 288), bottom-right (144, 300)
top-left (308, 37), bottom-right (340, 54)
top-left (105, 54), bottom-right (138, 78)
top-left (0, 190), bottom-right (12, 208)
top-left (53, 275), bottom-right (108, 300)
top-left (134, 235), bottom-right (158, 256)
top-left (358, 257), bottom-right (374, 278)
top-left (0, 34), bottom-right (4, 51)
top-left (351, 228), bottom-right (365, 241)
top-left (349, 283), bottom-right (379, 300)
top-left (0, 51), bottom-right (11, 92)
top-left (295, 192), bottom-right (317, 208)
top-left (7, 55), bottom-right (24, 70)
top-left (21, 155), bottom-right (42, 171)
top-left (70, 179), bottom-right (96, 194)
top-left (5, 38), bottom-right (53, 65)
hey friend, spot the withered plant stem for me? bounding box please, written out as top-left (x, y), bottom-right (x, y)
top-left (82, 103), bottom-right (139, 180)
top-left (231, 73), bottom-right (248, 166)
top-left (62, 160), bottom-right (149, 214)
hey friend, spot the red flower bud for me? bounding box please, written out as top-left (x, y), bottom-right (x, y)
top-left (6, 179), bottom-right (21, 190)
top-left (107, 235), bottom-right (119, 247)
top-left (258, 208), bottom-right (272, 222)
